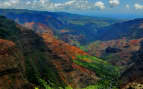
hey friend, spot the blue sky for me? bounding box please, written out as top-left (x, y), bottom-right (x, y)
top-left (0, 0), bottom-right (143, 18)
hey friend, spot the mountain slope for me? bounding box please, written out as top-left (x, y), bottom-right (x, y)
top-left (0, 16), bottom-right (98, 89)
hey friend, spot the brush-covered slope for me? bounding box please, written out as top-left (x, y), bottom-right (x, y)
top-left (0, 9), bottom-right (121, 45)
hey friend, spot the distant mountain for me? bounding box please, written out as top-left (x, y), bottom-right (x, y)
top-left (86, 18), bottom-right (143, 88)
top-left (0, 9), bottom-right (122, 45)
top-left (87, 18), bottom-right (143, 64)
top-left (96, 18), bottom-right (143, 41)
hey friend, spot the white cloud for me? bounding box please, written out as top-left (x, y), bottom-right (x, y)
top-left (109, 0), bottom-right (120, 7)
top-left (54, 3), bottom-right (64, 7)
top-left (48, 0), bottom-right (94, 10)
top-left (10, 0), bottom-right (19, 4)
top-left (26, 1), bottom-right (31, 5)
top-left (40, 0), bottom-right (45, 4)
top-left (126, 4), bottom-right (130, 9)
top-left (134, 3), bottom-right (143, 10)
top-left (3, 2), bottom-right (12, 7)
top-left (64, 0), bottom-right (76, 5)
top-left (95, 1), bottom-right (105, 10)
top-left (0, 0), bottom-right (20, 8)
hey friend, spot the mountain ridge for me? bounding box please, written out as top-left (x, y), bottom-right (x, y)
top-left (0, 8), bottom-right (122, 45)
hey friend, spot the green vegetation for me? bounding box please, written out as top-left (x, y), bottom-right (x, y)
top-left (79, 46), bottom-right (88, 52)
top-left (26, 54), bottom-right (120, 89)
top-left (24, 51), bottom-right (66, 88)
top-left (73, 55), bottom-right (120, 89)
top-left (35, 79), bottom-right (119, 89)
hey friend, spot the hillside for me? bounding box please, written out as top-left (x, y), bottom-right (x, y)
top-left (0, 16), bottom-right (121, 89)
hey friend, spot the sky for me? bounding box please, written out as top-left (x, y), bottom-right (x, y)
top-left (0, 0), bottom-right (143, 19)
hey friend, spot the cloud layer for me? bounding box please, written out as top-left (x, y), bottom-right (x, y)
top-left (0, 0), bottom-right (142, 11)
top-left (0, 0), bottom-right (106, 11)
